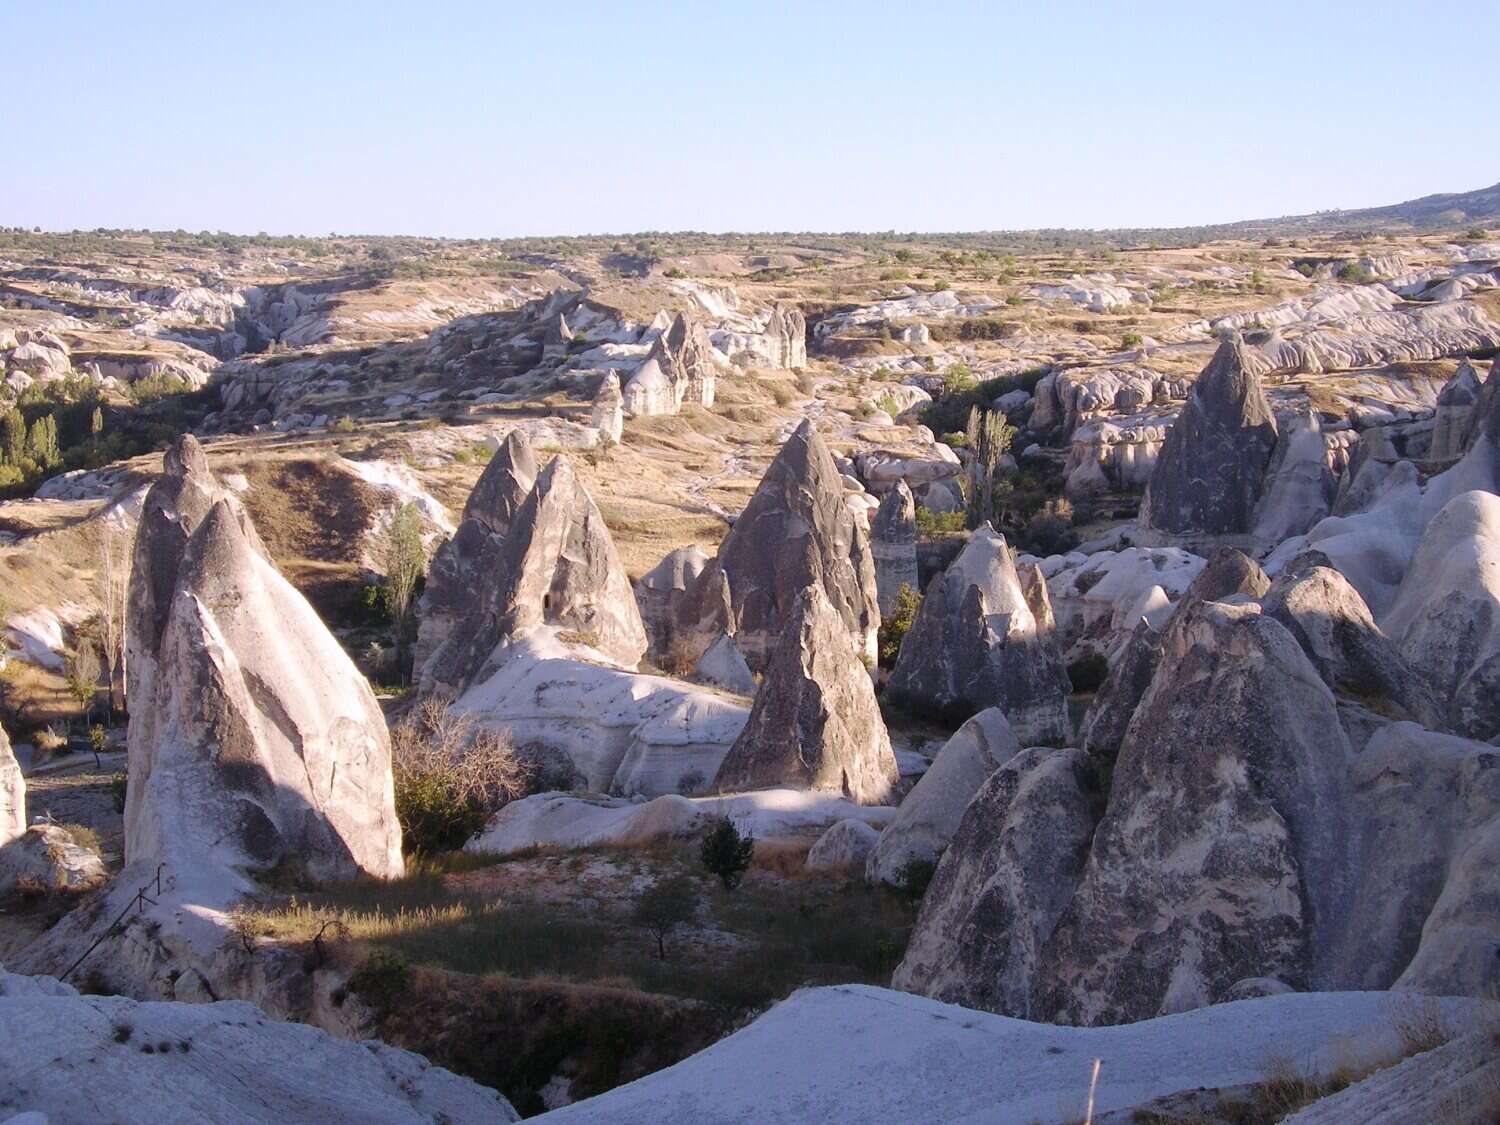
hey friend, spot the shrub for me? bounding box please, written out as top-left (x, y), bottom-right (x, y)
top-left (700, 817), bottom-right (754, 890)
top-left (878, 584), bottom-right (922, 668)
top-left (1337, 262), bottom-right (1373, 284)
top-left (875, 393), bottom-right (901, 419)
top-left (331, 415), bottom-right (356, 433)
top-left (108, 771), bottom-right (128, 813)
top-left (941, 363), bottom-right (977, 396)
top-left (391, 698), bottom-right (532, 854)
top-left (631, 875), bottom-right (697, 959)
top-left (348, 950), bottom-right (412, 1014)
top-left (768, 381), bottom-right (795, 407)
top-left (1121, 332), bottom-right (1143, 349)
top-left (914, 507), bottom-right (966, 537)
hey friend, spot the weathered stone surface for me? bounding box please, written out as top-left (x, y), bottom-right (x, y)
top-left (1078, 619), bottom-right (1163, 759)
top-left (413, 431), bottom-right (537, 684)
top-left (1040, 600), bottom-right (1350, 1025)
top-left (0, 968), bottom-right (517, 1123)
top-left (870, 480), bottom-right (918, 615)
top-left (806, 818), bottom-right (880, 872)
top-left (0, 725), bottom-right (22, 847)
top-left (714, 585), bottom-right (898, 805)
top-left (621, 312), bottom-right (718, 415)
top-left (1176, 546), bottom-right (1270, 607)
top-left (891, 747), bottom-right (1094, 1017)
top-left (677, 420), bottom-right (880, 672)
top-left (635, 546), bottom-right (709, 667)
top-left (1282, 1031), bottom-right (1500, 1125)
top-left (123, 436), bottom-right (266, 859)
top-left (590, 370), bottom-right (624, 443)
top-left (420, 454), bottom-right (648, 695)
top-left (129, 500), bottom-right (403, 882)
top-left (1140, 334), bottom-right (1278, 539)
top-left (1383, 490), bottom-right (1500, 741)
top-left (1263, 552), bottom-right (1443, 727)
top-left (1253, 410), bottom-right (1338, 544)
top-left (693, 633), bottom-right (756, 695)
top-left (764, 303), bottom-right (807, 369)
top-left (1429, 359), bottom-right (1485, 462)
top-left (865, 708), bottom-right (1020, 886)
top-left (0, 825), bottom-right (106, 897)
top-left (888, 525), bottom-right (1070, 744)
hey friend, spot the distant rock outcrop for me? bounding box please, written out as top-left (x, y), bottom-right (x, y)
top-left (713, 585), bottom-right (898, 805)
top-left (1140, 334), bottom-right (1279, 541)
top-left (1383, 490), bottom-right (1500, 741)
top-left (870, 481), bottom-right (918, 615)
top-left (764, 303), bottom-right (807, 369)
top-left (622, 312), bottom-right (718, 416)
top-left (676, 420), bottom-right (880, 672)
top-left (1429, 360), bottom-right (1485, 462)
top-left (419, 454), bottom-right (648, 695)
top-left (413, 431), bottom-right (537, 686)
top-left (865, 708), bottom-right (1020, 886)
top-left (887, 525), bottom-right (1070, 744)
top-left (590, 370), bottom-right (624, 443)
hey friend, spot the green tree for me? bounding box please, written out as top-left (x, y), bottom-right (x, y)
top-left (1, 409), bottom-right (24, 466)
top-left (90, 406), bottom-right (104, 437)
top-left (631, 875), bottom-right (697, 959)
top-left (380, 503), bottom-right (426, 681)
top-left (700, 816), bottom-right (754, 891)
top-left (963, 406), bottom-right (1014, 530)
top-left (878, 584), bottom-right (923, 667)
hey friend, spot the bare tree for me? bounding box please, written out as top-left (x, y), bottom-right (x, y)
top-left (381, 503), bottom-right (425, 682)
top-left (98, 523), bottom-right (129, 719)
top-left (64, 642), bottom-right (102, 729)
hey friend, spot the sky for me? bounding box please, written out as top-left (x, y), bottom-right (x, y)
top-left (5, 1), bottom-right (1499, 238)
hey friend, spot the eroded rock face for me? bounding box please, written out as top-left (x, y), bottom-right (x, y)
top-left (865, 708), bottom-right (1020, 886)
top-left (1078, 619), bottom-right (1163, 759)
top-left (764, 303), bottom-right (807, 369)
top-left (714, 585), bottom-right (898, 805)
top-left (635, 546), bottom-right (709, 666)
top-left (590, 370), bottom-right (624, 443)
top-left (130, 501), bottom-right (403, 882)
top-left (419, 454), bottom-right (648, 695)
top-left (1429, 359), bottom-right (1484, 462)
top-left (0, 725), bottom-right (22, 847)
top-left (892, 747), bottom-right (1094, 1018)
top-left (1263, 552), bottom-right (1443, 727)
top-left (621, 312), bottom-right (718, 415)
top-left (1140, 334), bottom-right (1278, 540)
top-left (1178, 546), bottom-right (1270, 607)
top-left (870, 481), bottom-right (918, 615)
top-left (676, 420), bottom-right (880, 672)
top-left (0, 968), bottom-right (517, 1123)
top-left (806, 818), bottom-right (879, 872)
top-left (1041, 600), bottom-right (1350, 1025)
top-left (413, 431), bottom-right (538, 685)
top-left (1253, 411), bottom-right (1338, 544)
top-left (1382, 490), bottom-right (1500, 741)
top-left (123, 436), bottom-right (266, 857)
top-left (888, 526), bottom-right (1070, 744)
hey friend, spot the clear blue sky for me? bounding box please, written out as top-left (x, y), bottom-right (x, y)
top-left (5, 1), bottom-right (1497, 238)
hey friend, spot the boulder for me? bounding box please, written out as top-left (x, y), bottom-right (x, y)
top-left (128, 500), bottom-right (403, 882)
top-left (891, 747), bottom-right (1094, 1017)
top-left (865, 708), bottom-right (1020, 886)
top-left (805, 818), bottom-right (880, 872)
top-left (713, 585), bottom-right (898, 806)
top-left (453, 631), bottom-right (747, 796)
top-left (635, 546), bottom-right (709, 666)
top-left (1140, 333), bottom-right (1278, 540)
top-left (1178, 546), bottom-right (1269, 606)
top-left (1040, 600), bottom-right (1350, 1025)
top-left (870, 481), bottom-right (919, 615)
top-left (676, 420), bottom-right (880, 672)
top-left (413, 431), bottom-right (537, 685)
top-left (1253, 410), bottom-right (1338, 544)
top-left (693, 633), bottom-right (756, 695)
top-left (1382, 490), bottom-right (1500, 741)
top-left (419, 454), bottom-right (648, 695)
top-left (0, 825), bottom-right (107, 897)
top-left (888, 526), bottom-right (1071, 744)
top-left (590, 370), bottom-right (624, 443)
top-left (0, 968), bottom-right (516, 1123)
top-left (1429, 359), bottom-right (1484, 462)
top-left (1263, 552), bottom-right (1443, 727)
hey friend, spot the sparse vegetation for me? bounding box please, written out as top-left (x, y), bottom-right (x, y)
top-left (878, 583), bottom-right (922, 667)
top-left (632, 875), bottom-right (697, 959)
top-left (379, 503), bottom-right (426, 682)
top-left (699, 817), bottom-right (754, 890)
